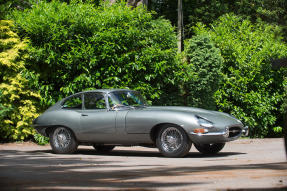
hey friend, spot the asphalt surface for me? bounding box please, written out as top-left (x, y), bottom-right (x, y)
top-left (0, 138), bottom-right (286, 191)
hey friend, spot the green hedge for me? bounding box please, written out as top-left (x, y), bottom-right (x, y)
top-left (180, 35), bottom-right (224, 110)
top-left (0, 20), bottom-right (40, 141)
top-left (12, 1), bottom-right (177, 107)
top-left (194, 14), bottom-right (287, 137)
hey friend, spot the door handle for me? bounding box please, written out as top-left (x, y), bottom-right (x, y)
top-left (81, 114), bottom-right (88, 116)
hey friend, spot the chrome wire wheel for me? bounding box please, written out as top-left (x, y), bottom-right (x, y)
top-left (50, 127), bottom-right (78, 154)
top-left (53, 127), bottom-right (71, 149)
top-left (156, 125), bottom-right (191, 157)
top-left (160, 127), bottom-right (184, 153)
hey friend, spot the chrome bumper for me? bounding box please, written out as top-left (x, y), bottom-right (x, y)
top-left (190, 126), bottom-right (249, 137)
top-left (242, 126), bottom-right (249, 136)
top-left (189, 126), bottom-right (249, 144)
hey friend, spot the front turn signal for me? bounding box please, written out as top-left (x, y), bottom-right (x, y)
top-left (193, 128), bottom-right (208, 134)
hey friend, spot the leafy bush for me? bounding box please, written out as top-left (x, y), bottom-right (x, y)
top-left (0, 90), bottom-right (12, 122)
top-left (284, 81), bottom-right (287, 143)
top-left (12, 1), bottom-right (177, 107)
top-left (0, 20), bottom-right (40, 141)
top-left (0, 0), bottom-right (32, 20)
top-left (180, 35), bottom-right (223, 110)
top-left (33, 133), bottom-right (49, 145)
top-left (194, 14), bottom-right (287, 137)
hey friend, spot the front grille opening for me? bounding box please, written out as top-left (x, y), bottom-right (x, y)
top-left (228, 126), bottom-right (242, 138)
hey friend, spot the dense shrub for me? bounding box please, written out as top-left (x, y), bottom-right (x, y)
top-left (180, 35), bottom-right (223, 110)
top-left (282, 77), bottom-right (287, 128)
top-left (12, 1), bottom-right (177, 107)
top-left (33, 132), bottom-right (49, 145)
top-left (0, 20), bottom-right (40, 141)
top-left (0, 90), bottom-right (12, 124)
top-left (194, 14), bottom-right (287, 137)
top-left (0, 0), bottom-right (32, 20)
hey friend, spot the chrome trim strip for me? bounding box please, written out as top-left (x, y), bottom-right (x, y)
top-left (190, 131), bottom-right (227, 136)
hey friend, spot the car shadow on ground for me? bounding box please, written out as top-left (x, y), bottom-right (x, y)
top-left (78, 149), bottom-right (247, 158)
top-left (28, 148), bottom-right (247, 158)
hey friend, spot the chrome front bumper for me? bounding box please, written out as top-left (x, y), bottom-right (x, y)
top-left (190, 126), bottom-right (249, 136)
top-left (189, 126), bottom-right (249, 144)
top-left (242, 126), bottom-right (249, 136)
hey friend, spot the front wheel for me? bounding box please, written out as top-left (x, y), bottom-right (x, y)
top-left (49, 127), bottom-right (78, 154)
top-left (156, 125), bottom-right (191, 157)
top-left (194, 143), bottom-right (225, 154)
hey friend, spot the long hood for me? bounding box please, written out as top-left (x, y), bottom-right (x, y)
top-left (145, 106), bottom-right (216, 115)
top-left (143, 106), bottom-right (243, 126)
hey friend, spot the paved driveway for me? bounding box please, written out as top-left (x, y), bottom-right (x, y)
top-left (0, 138), bottom-right (286, 190)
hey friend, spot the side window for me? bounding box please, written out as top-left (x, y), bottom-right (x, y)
top-left (62, 95), bottom-right (82, 109)
top-left (84, 92), bottom-right (106, 109)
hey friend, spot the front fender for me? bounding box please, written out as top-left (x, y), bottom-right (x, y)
top-left (125, 110), bottom-right (199, 134)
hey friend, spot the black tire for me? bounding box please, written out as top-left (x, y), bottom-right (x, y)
top-left (194, 143), bottom-right (225, 154)
top-left (93, 145), bottom-right (115, 152)
top-left (49, 127), bottom-right (78, 154)
top-left (156, 125), bottom-right (191, 157)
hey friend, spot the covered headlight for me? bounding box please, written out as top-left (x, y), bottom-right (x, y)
top-left (196, 116), bottom-right (214, 128)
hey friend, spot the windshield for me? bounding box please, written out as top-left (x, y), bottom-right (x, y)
top-left (109, 91), bottom-right (148, 108)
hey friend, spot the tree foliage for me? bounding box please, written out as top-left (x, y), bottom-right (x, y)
top-left (180, 35), bottom-right (223, 110)
top-left (0, 0), bottom-right (32, 19)
top-left (149, 0), bottom-right (287, 41)
top-left (194, 14), bottom-right (287, 137)
top-left (12, 1), bottom-right (177, 107)
top-left (0, 20), bottom-right (40, 141)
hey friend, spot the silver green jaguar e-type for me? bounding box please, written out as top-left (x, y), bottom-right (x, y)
top-left (33, 89), bottom-right (248, 157)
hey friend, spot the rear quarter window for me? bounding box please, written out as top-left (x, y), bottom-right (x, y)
top-left (84, 92), bottom-right (106, 109)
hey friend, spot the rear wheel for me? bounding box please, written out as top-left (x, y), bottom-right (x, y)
top-left (49, 127), bottom-right (78, 154)
top-left (156, 125), bottom-right (191, 157)
top-left (194, 143), bottom-right (225, 154)
top-left (93, 145), bottom-right (115, 152)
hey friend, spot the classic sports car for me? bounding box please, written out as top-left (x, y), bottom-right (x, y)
top-left (33, 89), bottom-right (248, 157)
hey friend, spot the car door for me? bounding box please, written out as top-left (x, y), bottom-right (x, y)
top-left (79, 92), bottom-right (116, 141)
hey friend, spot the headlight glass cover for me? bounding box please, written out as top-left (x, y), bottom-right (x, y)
top-left (196, 116), bottom-right (214, 128)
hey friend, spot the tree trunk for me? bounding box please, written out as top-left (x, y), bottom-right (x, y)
top-left (285, 112), bottom-right (287, 158)
top-left (105, 0), bottom-right (116, 4)
top-left (177, 0), bottom-right (183, 52)
top-left (142, 0), bottom-right (148, 7)
top-left (127, 0), bottom-right (148, 8)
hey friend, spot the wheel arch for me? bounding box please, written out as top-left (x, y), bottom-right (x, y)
top-left (45, 125), bottom-right (78, 141)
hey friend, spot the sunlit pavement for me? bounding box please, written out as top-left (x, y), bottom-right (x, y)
top-left (0, 138), bottom-right (286, 190)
